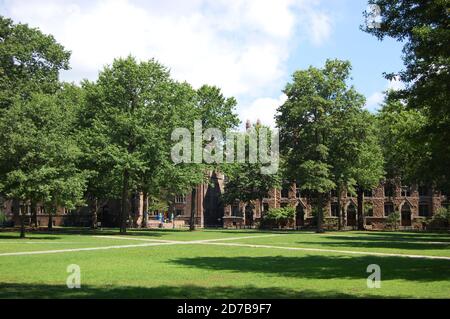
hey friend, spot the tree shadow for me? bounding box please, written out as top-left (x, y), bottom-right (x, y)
top-left (349, 232), bottom-right (450, 242)
top-left (0, 282), bottom-right (404, 299)
top-left (0, 235), bottom-right (61, 240)
top-left (299, 237), bottom-right (450, 251)
top-left (170, 255), bottom-right (450, 283)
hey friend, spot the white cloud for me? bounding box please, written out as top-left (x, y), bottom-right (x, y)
top-left (308, 12), bottom-right (332, 46)
top-left (239, 94), bottom-right (287, 129)
top-left (365, 92), bottom-right (384, 113)
top-left (365, 76), bottom-right (405, 112)
top-left (3, 0), bottom-right (333, 122)
top-left (387, 76), bottom-right (405, 91)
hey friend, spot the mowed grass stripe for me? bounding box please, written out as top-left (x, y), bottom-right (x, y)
top-left (0, 234), bottom-right (282, 257)
top-left (198, 242), bottom-right (450, 260)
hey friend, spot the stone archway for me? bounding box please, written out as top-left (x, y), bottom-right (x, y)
top-left (346, 203), bottom-right (357, 227)
top-left (245, 204), bottom-right (255, 227)
top-left (400, 202), bottom-right (412, 227)
top-left (295, 204), bottom-right (305, 227)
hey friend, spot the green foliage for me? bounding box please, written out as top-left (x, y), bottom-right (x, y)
top-left (0, 88), bottom-right (89, 213)
top-left (377, 97), bottom-right (427, 182)
top-left (0, 209), bottom-right (6, 225)
top-left (0, 16), bottom-right (71, 109)
top-left (221, 124), bottom-right (281, 206)
top-left (386, 212), bottom-right (401, 230)
top-left (262, 207), bottom-right (295, 228)
top-left (276, 59), bottom-right (383, 231)
top-left (426, 207), bottom-right (450, 230)
top-left (363, 0), bottom-right (450, 190)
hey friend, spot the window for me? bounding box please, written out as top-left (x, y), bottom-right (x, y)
top-left (175, 209), bottom-right (184, 216)
top-left (418, 186), bottom-right (429, 197)
top-left (363, 189), bottom-right (373, 198)
top-left (401, 186), bottom-right (411, 197)
top-left (419, 203), bottom-right (430, 217)
top-left (175, 195), bottom-right (186, 204)
top-left (281, 186), bottom-right (289, 198)
top-left (263, 203), bottom-right (269, 212)
top-left (384, 202), bottom-right (394, 216)
top-left (331, 203), bottom-right (339, 217)
top-left (232, 204), bottom-right (240, 217)
top-left (280, 203), bottom-right (288, 208)
top-left (384, 183), bottom-right (395, 197)
top-left (365, 203), bottom-right (374, 217)
top-left (296, 188), bottom-right (301, 198)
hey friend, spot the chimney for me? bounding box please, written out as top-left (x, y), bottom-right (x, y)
top-left (245, 119), bottom-right (251, 130)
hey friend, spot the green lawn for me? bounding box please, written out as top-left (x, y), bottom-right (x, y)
top-left (0, 229), bottom-right (449, 298)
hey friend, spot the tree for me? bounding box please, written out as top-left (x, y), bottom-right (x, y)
top-left (0, 16), bottom-right (70, 110)
top-left (377, 95), bottom-right (428, 183)
top-left (83, 56), bottom-right (182, 233)
top-left (349, 111), bottom-right (384, 230)
top-left (277, 59), bottom-right (369, 233)
top-left (0, 87), bottom-right (88, 237)
top-left (186, 85), bottom-right (240, 231)
top-left (363, 0), bottom-right (450, 190)
top-left (221, 123), bottom-right (281, 225)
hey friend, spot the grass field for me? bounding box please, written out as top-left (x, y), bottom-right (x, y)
top-left (1, 229), bottom-right (450, 299)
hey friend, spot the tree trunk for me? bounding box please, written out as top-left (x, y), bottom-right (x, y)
top-left (19, 204), bottom-right (25, 238)
top-left (142, 191), bottom-right (148, 228)
top-left (129, 193), bottom-right (136, 229)
top-left (337, 189), bottom-right (342, 231)
top-left (30, 200), bottom-right (37, 229)
top-left (48, 210), bottom-right (53, 230)
top-left (357, 187), bottom-right (365, 230)
top-left (259, 196), bottom-right (264, 227)
top-left (120, 169), bottom-right (130, 234)
top-left (316, 193), bottom-right (324, 233)
top-left (189, 188), bottom-right (196, 231)
top-left (91, 197), bottom-right (98, 229)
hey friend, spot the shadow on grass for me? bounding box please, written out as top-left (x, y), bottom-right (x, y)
top-left (170, 255), bottom-right (450, 283)
top-left (0, 235), bottom-right (61, 240)
top-left (0, 283), bottom-right (401, 299)
top-left (298, 238), bottom-right (450, 251)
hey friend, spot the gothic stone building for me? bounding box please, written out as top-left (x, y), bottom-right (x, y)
top-left (2, 172), bottom-right (449, 230)
top-left (171, 174), bottom-right (450, 230)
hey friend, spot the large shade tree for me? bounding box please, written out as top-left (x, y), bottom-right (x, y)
top-left (0, 16), bottom-right (70, 110)
top-left (276, 59), bottom-right (379, 232)
top-left (363, 0), bottom-right (450, 190)
top-left (0, 86), bottom-right (89, 237)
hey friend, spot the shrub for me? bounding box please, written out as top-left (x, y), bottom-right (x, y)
top-left (262, 207), bottom-right (295, 228)
top-left (386, 212), bottom-right (400, 230)
top-left (426, 207), bottom-right (450, 230)
top-left (0, 208), bottom-right (6, 226)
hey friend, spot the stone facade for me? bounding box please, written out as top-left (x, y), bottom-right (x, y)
top-left (2, 176), bottom-right (449, 230)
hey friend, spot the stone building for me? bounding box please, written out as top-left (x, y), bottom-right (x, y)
top-left (172, 176), bottom-right (450, 230)
top-left (1, 173), bottom-right (449, 230)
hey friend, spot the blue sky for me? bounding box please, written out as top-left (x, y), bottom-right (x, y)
top-left (1, 0), bottom-right (405, 127)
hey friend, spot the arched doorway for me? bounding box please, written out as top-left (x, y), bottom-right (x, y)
top-left (245, 204), bottom-right (254, 227)
top-left (401, 203), bottom-right (412, 227)
top-left (346, 204), bottom-right (357, 227)
top-left (296, 205), bottom-right (304, 228)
